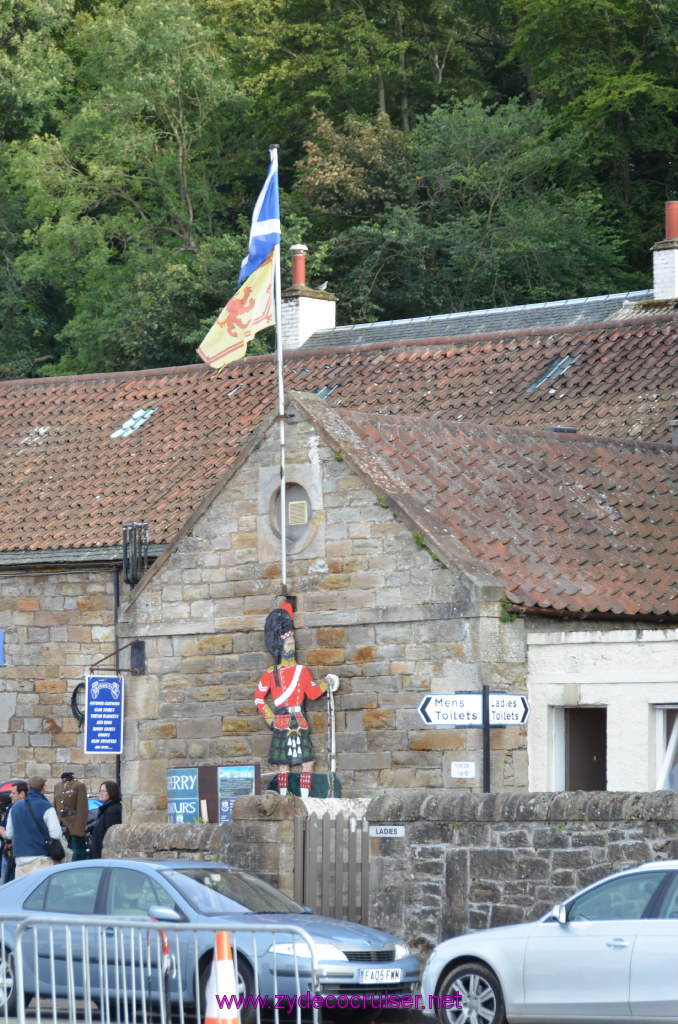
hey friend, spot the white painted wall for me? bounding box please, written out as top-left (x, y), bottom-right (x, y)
top-left (281, 293), bottom-right (336, 350)
top-left (652, 240), bottom-right (678, 300)
top-left (527, 628), bottom-right (678, 791)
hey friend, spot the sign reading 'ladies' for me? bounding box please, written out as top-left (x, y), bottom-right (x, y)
top-left (84, 674), bottom-right (124, 754)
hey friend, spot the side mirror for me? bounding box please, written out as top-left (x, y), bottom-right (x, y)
top-left (551, 903), bottom-right (567, 925)
top-left (148, 905), bottom-right (183, 922)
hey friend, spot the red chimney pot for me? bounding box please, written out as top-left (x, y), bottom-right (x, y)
top-left (665, 202), bottom-right (678, 240)
top-left (290, 244), bottom-right (308, 287)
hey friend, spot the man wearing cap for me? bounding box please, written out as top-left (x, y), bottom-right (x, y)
top-left (6, 776), bottom-right (62, 878)
top-left (54, 770), bottom-right (88, 860)
top-left (254, 603), bottom-right (339, 798)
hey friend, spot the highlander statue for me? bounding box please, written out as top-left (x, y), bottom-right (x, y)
top-left (254, 603), bottom-right (339, 798)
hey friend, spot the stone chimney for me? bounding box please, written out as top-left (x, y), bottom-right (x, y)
top-left (281, 244), bottom-right (337, 351)
top-left (651, 202), bottom-right (678, 300)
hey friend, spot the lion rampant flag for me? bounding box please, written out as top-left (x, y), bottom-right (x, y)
top-left (197, 251), bottom-right (275, 371)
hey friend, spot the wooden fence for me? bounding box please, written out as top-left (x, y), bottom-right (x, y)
top-left (293, 812), bottom-right (370, 924)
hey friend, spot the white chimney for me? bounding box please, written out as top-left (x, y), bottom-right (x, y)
top-left (281, 244), bottom-right (336, 350)
top-left (651, 202), bottom-right (678, 300)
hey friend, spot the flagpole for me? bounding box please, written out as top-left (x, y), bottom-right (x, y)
top-left (270, 144), bottom-right (287, 594)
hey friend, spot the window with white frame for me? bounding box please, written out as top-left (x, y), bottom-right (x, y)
top-left (656, 707), bottom-right (678, 790)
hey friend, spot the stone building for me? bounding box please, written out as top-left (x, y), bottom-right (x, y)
top-left (0, 234), bottom-right (676, 817)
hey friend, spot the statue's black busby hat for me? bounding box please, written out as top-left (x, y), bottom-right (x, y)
top-left (264, 605), bottom-right (294, 665)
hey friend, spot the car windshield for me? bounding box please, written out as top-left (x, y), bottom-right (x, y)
top-left (162, 867), bottom-right (308, 916)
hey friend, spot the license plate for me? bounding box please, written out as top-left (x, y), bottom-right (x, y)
top-left (359, 968), bottom-right (402, 984)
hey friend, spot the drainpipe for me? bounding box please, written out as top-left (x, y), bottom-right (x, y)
top-left (113, 566), bottom-right (121, 790)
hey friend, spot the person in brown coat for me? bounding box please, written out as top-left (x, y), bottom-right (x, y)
top-left (54, 770), bottom-right (88, 860)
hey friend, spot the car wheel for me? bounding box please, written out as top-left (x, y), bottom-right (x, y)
top-left (0, 948), bottom-right (20, 1017)
top-left (235, 957), bottom-right (255, 1024)
top-left (437, 962), bottom-right (506, 1024)
top-left (198, 956), bottom-right (255, 1024)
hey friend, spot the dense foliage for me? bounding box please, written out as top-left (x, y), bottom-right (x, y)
top-left (1, 0), bottom-right (676, 376)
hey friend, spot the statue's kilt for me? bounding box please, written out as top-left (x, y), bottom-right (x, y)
top-left (269, 713), bottom-right (314, 765)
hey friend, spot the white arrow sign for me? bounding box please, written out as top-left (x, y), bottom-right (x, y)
top-left (417, 694), bottom-right (482, 726)
top-left (417, 693), bottom-right (530, 726)
top-left (489, 694), bottom-right (531, 725)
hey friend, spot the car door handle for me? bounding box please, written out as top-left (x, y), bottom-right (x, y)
top-left (606, 939), bottom-right (629, 948)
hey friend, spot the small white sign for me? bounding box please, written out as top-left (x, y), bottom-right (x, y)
top-left (450, 761), bottom-right (476, 778)
top-left (369, 824), bottom-right (406, 838)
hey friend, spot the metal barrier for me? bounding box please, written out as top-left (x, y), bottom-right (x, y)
top-left (0, 914), bottom-right (322, 1024)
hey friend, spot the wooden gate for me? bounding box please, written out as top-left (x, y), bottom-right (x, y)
top-left (293, 812), bottom-right (370, 924)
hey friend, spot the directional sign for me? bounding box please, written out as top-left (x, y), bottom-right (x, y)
top-left (418, 694), bottom-right (482, 726)
top-left (489, 693), bottom-right (530, 725)
top-left (418, 692), bottom-right (530, 727)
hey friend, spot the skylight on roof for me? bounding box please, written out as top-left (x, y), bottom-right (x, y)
top-left (110, 408), bottom-right (156, 439)
top-left (316, 385), bottom-right (338, 400)
top-left (526, 354), bottom-right (581, 394)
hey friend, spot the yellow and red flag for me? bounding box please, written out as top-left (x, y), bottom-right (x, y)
top-left (196, 250), bottom-right (274, 371)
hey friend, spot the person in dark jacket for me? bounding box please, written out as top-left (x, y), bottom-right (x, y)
top-left (54, 770), bottom-right (89, 860)
top-left (89, 780), bottom-right (122, 858)
top-left (6, 776), bottom-right (62, 878)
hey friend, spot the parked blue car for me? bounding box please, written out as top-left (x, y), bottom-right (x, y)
top-left (0, 859), bottom-right (419, 1022)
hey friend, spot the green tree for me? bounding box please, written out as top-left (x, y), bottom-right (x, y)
top-left (0, 0), bottom-right (75, 142)
top-left (505, 0), bottom-right (678, 266)
top-left (208, 0), bottom-right (513, 159)
top-left (8, 0), bottom-right (258, 374)
top-left (295, 100), bottom-right (633, 322)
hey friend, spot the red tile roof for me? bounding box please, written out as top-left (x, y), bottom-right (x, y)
top-left (294, 395), bottom-right (677, 619)
top-left (0, 312), bottom-right (675, 579)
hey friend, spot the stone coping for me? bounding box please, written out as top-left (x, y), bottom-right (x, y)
top-left (365, 790), bottom-right (678, 823)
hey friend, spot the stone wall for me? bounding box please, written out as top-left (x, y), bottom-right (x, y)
top-left (0, 567), bottom-right (118, 791)
top-left (104, 789), bottom-right (678, 966)
top-left (367, 790), bottom-right (678, 960)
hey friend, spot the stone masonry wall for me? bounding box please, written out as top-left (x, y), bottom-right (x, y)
top-left (0, 567), bottom-right (119, 793)
top-left (117, 410), bottom-right (527, 821)
top-left (367, 790), bottom-right (678, 961)
top-left (102, 790), bottom-right (678, 968)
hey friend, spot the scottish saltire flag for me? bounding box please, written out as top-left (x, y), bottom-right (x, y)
top-left (238, 151), bottom-right (281, 283)
top-left (197, 251), bottom-right (275, 371)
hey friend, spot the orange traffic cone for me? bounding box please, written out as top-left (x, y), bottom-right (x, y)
top-left (203, 930), bottom-right (241, 1024)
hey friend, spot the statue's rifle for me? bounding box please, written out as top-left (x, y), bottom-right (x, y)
top-left (326, 683), bottom-right (336, 797)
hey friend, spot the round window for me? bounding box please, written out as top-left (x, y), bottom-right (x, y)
top-left (272, 483), bottom-right (311, 542)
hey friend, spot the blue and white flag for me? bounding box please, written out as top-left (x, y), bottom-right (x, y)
top-left (238, 150), bottom-right (281, 284)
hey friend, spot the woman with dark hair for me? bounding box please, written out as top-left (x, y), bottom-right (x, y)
top-left (89, 780), bottom-right (122, 858)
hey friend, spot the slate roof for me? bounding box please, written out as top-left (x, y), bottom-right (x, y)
top-left (293, 394), bottom-right (678, 619)
top-left (303, 290), bottom-right (653, 348)
top-left (0, 307), bottom-right (676, 616)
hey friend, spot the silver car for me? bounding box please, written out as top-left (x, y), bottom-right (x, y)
top-left (0, 859), bottom-right (419, 1022)
top-left (422, 860), bottom-right (678, 1024)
